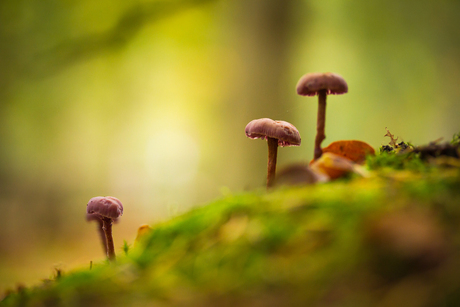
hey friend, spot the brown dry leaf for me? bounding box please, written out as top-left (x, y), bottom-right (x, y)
top-left (322, 140), bottom-right (375, 164)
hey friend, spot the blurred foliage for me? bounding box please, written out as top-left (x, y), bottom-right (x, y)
top-left (3, 0), bottom-right (217, 78)
top-left (1, 0), bottom-right (460, 293)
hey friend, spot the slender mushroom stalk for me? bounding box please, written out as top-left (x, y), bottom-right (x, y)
top-left (101, 217), bottom-right (116, 261)
top-left (296, 72), bottom-right (348, 160)
top-left (87, 196), bottom-right (123, 262)
top-left (266, 137), bottom-right (279, 187)
top-left (245, 118), bottom-right (301, 188)
top-left (86, 213), bottom-right (108, 256)
top-left (315, 89), bottom-right (327, 159)
top-left (86, 213), bottom-right (120, 257)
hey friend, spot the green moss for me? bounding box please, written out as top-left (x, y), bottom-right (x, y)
top-left (366, 149), bottom-right (428, 172)
top-left (2, 167), bottom-right (460, 306)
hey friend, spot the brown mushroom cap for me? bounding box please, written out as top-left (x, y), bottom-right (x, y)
top-left (87, 196), bottom-right (123, 219)
top-left (296, 72), bottom-right (348, 96)
top-left (245, 118), bottom-right (301, 146)
top-left (274, 163), bottom-right (326, 186)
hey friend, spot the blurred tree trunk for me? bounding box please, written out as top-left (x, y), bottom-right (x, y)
top-left (222, 0), bottom-right (300, 188)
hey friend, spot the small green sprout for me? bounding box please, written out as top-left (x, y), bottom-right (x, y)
top-left (123, 240), bottom-right (131, 256)
top-left (451, 132), bottom-right (460, 146)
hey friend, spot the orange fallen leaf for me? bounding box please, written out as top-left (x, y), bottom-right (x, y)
top-left (310, 152), bottom-right (369, 180)
top-left (310, 152), bottom-right (355, 179)
top-left (321, 140), bottom-right (375, 164)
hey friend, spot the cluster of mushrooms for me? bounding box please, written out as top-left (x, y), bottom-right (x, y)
top-left (246, 72), bottom-right (374, 188)
top-left (85, 72), bottom-right (373, 262)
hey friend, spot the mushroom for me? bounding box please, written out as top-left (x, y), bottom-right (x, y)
top-left (273, 163), bottom-right (327, 187)
top-left (245, 118), bottom-right (301, 188)
top-left (86, 213), bottom-right (108, 256)
top-left (296, 72), bottom-right (348, 160)
top-left (86, 196), bottom-right (123, 262)
top-left (86, 213), bottom-right (119, 257)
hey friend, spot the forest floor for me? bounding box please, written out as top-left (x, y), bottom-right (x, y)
top-left (2, 136), bottom-right (460, 307)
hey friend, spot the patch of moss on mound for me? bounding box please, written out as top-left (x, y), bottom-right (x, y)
top-left (3, 165), bottom-right (460, 307)
top-left (4, 128), bottom-right (460, 306)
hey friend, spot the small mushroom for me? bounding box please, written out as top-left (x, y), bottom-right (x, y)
top-left (245, 118), bottom-right (301, 188)
top-left (86, 213), bottom-right (108, 256)
top-left (86, 213), bottom-right (119, 257)
top-left (87, 196), bottom-right (123, 262)
top-left (296, 72), bottom-right (348, 160)
top-left (273, 163), bottom-right (327, 187)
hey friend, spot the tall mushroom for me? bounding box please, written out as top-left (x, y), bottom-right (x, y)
top-left (245, 118), bottom-right (301, 188)
top-left (86, 213), bottom-right (119, 257)
top-left (296, 72), bottom-right (348, 160)
top-left (86, 196), bottom-right (123, 262)
top-left (86, 213), bottom-right (108, 256)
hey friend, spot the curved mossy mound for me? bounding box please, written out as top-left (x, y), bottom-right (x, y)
top-left (2, 157), bottom-right (460, 306)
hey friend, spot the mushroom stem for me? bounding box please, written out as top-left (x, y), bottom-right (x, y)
top-left (95, 218), bottom-right (108, 256)
top-left (314, 89), bottom-right (327, 160)
top-left (101, 217), bottom-right (116, 262)
top-left (267, 137), bottom-right (279, 188)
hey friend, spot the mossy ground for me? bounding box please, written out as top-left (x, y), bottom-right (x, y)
top-left (2, 153), bottom-right (460, 306)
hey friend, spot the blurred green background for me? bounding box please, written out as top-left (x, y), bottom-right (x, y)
top-left (1, 0), bottom-right (459, 291)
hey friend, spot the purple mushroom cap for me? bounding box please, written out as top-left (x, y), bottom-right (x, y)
top-left (296, 72), bottom-right (348, 97)
top-left (245, 118), bottom-right (301, 147)
top-left (87, 196), bottom-right (123, 220)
